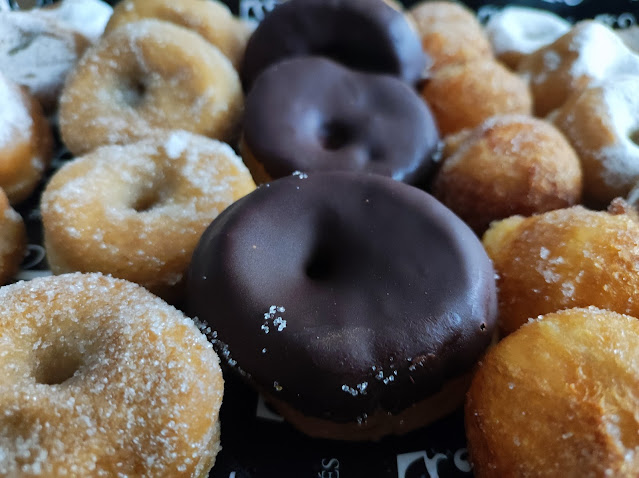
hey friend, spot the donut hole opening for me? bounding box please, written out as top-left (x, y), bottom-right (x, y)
top-left (33, 350), bottom-right (83, 385)
top-left (132, 188), bottom-right (164, 213)
top-left (319, 120), bottom-right (355, 150)
top-left (120, 76), bottom-right (147, 108)
top-left (305, 242), bottom-right (340, 280)
top-left (631, 129), bottom-right (639, 147)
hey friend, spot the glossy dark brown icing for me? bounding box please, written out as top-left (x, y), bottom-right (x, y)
top-left (187, 172), bottom-right (497, 423)
top-left (240, 0), bottom-right (427, 90)
top-left (243, 57), bottom-right (439, 184)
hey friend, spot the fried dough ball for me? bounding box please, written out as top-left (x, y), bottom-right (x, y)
top-left (409, 1), bottom-right (492, 71)
top-left (432, 115), bottom-right (582, 234)
top-left (466, 307), bottom-right (639, 478)
top-left (0, 188), bottom-right (26, 285)
top-left (421, 59), bottom-right (532, 136)
top-left (483, 204), bottom-right (639, 336)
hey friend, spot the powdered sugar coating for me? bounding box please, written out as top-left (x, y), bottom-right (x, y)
top-left (0, 272), bottom-right (223, 476)
top-left (0, 73), bottom-right (31, 150)
top-left (33, 0), bottom-right (113, 42)
top-left (40, 132), bottom-right (255, 300)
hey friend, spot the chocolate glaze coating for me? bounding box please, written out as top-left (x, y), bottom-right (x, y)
top-left (187, 172), bottom-right (497, 423)
top-left (243, 57), bottom-right (439, 184)
top-left (240, 0), bottom-right (427, 90)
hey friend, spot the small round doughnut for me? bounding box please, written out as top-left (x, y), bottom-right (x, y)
top-left (187, 172), bottom-right (497, 440)
top-left (0, 189), bottom-right (26, 286)
top-left (41, 131), bottom-right (255, 302)
top-left (485, 6), bottom-right (571, 70)
top-left (482, 204), bottom-right (639, 336)
top-left (518, 21), bottom-right (639, 117)
top-left (35, 0), bottom-right (113, 43)
top-left (105, 0), bottom-right (251, 69)
top-left (240, 0), bottom-right (426, 90)
top-left (59, 19), bottom-right (243, 156)
top-left (0, 272), bottom-right (223, 477)
top-left (618, 26), bottom-right (639, 54)
top-left (0, 73), bottom-right (53, 205)
top-left (466, 307), bottom-right (639, 478)
top-left (432, 115), bottom-right (582, 234)
top-left (409, 1), bottom-right (493, 71)
top-left (0, 11), bottom-right (90, 113)
top-left (552, 75), bottom-right (639, 206)
top-left (241, 57), bottom-right (439, 185)
top-left (421, 59), bottom-right (532, 136)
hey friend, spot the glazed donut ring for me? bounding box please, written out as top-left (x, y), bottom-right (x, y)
top-left (41, 131), bottom-right (255, 302)
top-left (0, 272), bottom-right (223, 477)
top-left (105, 0), bottom-right (251, 69)
top-left (0, 189), bottom-right (26, 286)
top-left (552, 75), bottom-right (639, 206)
top-left (0, 73), bottom-right (53, 205)
top-left (59, 19), bottom-right (243, 156)
top-left (466, 307), bottom-right (639, 477)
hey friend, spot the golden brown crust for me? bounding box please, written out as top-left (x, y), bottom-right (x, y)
top-left (59, 19), bottom-right (243, 156)
top-left (421, 59), bottom-right (532, 136)
top-left (0, 75), bottom-right (53, 204)
top-left (432, 115), bottom-right (582, 234)
top-left (0, 188), bottom-right (26, 285)
top-left (409, 1), bottom-right (493, 71)
top-left (238, 136), bottom-right (273, 185)
top-left (483, 206), bottom-right (639, 336)
top-left (105, 0), bottom-right (252, 69)
top-left (466, 307), bottom-right (639, 478)
top-left (41, 132), bottom-right (255, 302)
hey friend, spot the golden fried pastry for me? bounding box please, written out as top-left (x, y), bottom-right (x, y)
top-left (552, 75), bottom-right (639, 206)
top-left (433, 115), bottom-right (582, 234)
top-left (105, 0), bottom-right (251, 69)
top-left (41, 132), bottom-right (255, 302)
top-left (59, 19), bottom-right (243, 156)
top-left (0, 73), bottom-right (53, 204)
top-left (409, 1), bottom-right (493, 71)
top-left (518, 21), bottom-right (639, 117)
top-left (0, 189), bottom-right (26, 285)
top-left (483, 204), bottom-right (639, 336)
top-left (421, 59), bottom-right (532, 136)
top-left (466, 307), bottom-right (639, 478)
top-left (485, 6), bottom-right (570, 69)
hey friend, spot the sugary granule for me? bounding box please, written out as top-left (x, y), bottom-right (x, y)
top-left (0, 73), bottom-right (32, 148)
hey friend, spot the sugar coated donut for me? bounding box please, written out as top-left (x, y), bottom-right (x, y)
top-left (241, 57), bottom-right (439, 185)
top-left (552, 75), bottom-right (639, 206)
top-left (409, 1), bottom-right (493, 71)
top-left (433, 115), bottom-right (582, 234)
top-left (35, 0), bottom-right (113, 43)
top-left (0, 272), bottom-right (223, 476)
top-left (240, 0), bottom-right (426, 90)
top-left (485, 6), bottom-right (571, 70)
top-left (0, 11), bottom-right (90, 113)
top-left (518, 21), bottom-right (639, 117)
top-left (187, 172), bottom-right (497, 440)
top-left (483, 204), bottom-right (639, 336)
top-left (618, 26), bottom-right (639, 54)
top-left (421, 59), bottom-right (532, 136)
top-left (41, 131), bottom-right (255, 302)
top-left (466, 307), bottom-right (639, 478)
top-left (105, 0), bottom-right (250, 69)
top-left (0, 189), bottom-right (26, 286)
top-left (0, 73), bottom-right (53, 205)
top-left (59, 19), bottom-right (243, 156)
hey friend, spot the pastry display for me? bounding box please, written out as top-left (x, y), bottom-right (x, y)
top-left (483, 204), bottom-right (639, 336)
top-left (466, 307), bottom-right (639, 477)
top-left (433, 114), bottom-right (582, 234)
top-left (0, 189), bottom-right (26, 286)
top-left (187, 172), bottom-right (497, 440)
top-left (241, 57), bottom-right (439, 184)
top-left (240, 0), bottom-right (426, 90)
top-left (0, 273), bottom-right (224, 477)
top-left (518, 21), bottom-right (639, 117)
top-left (59, 19), bottom-right (243, 155)
top-left (41, 132), bottom-right (255, 302)
top-left (409, 1), bottom-right (493, 71)
top-left (0, 72), bottom-right (53, 204)
top-left (552, 75), bottom-right (639, 206)
top-left (105, 0), bottom-right (251, 69)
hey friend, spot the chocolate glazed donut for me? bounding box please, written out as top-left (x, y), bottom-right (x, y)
top-left (187, 172), bottom-right (498, 440)
top-left (240, 0), bottom-right (427, 90)
top-left (242, 57), bottom-right (439, 185)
